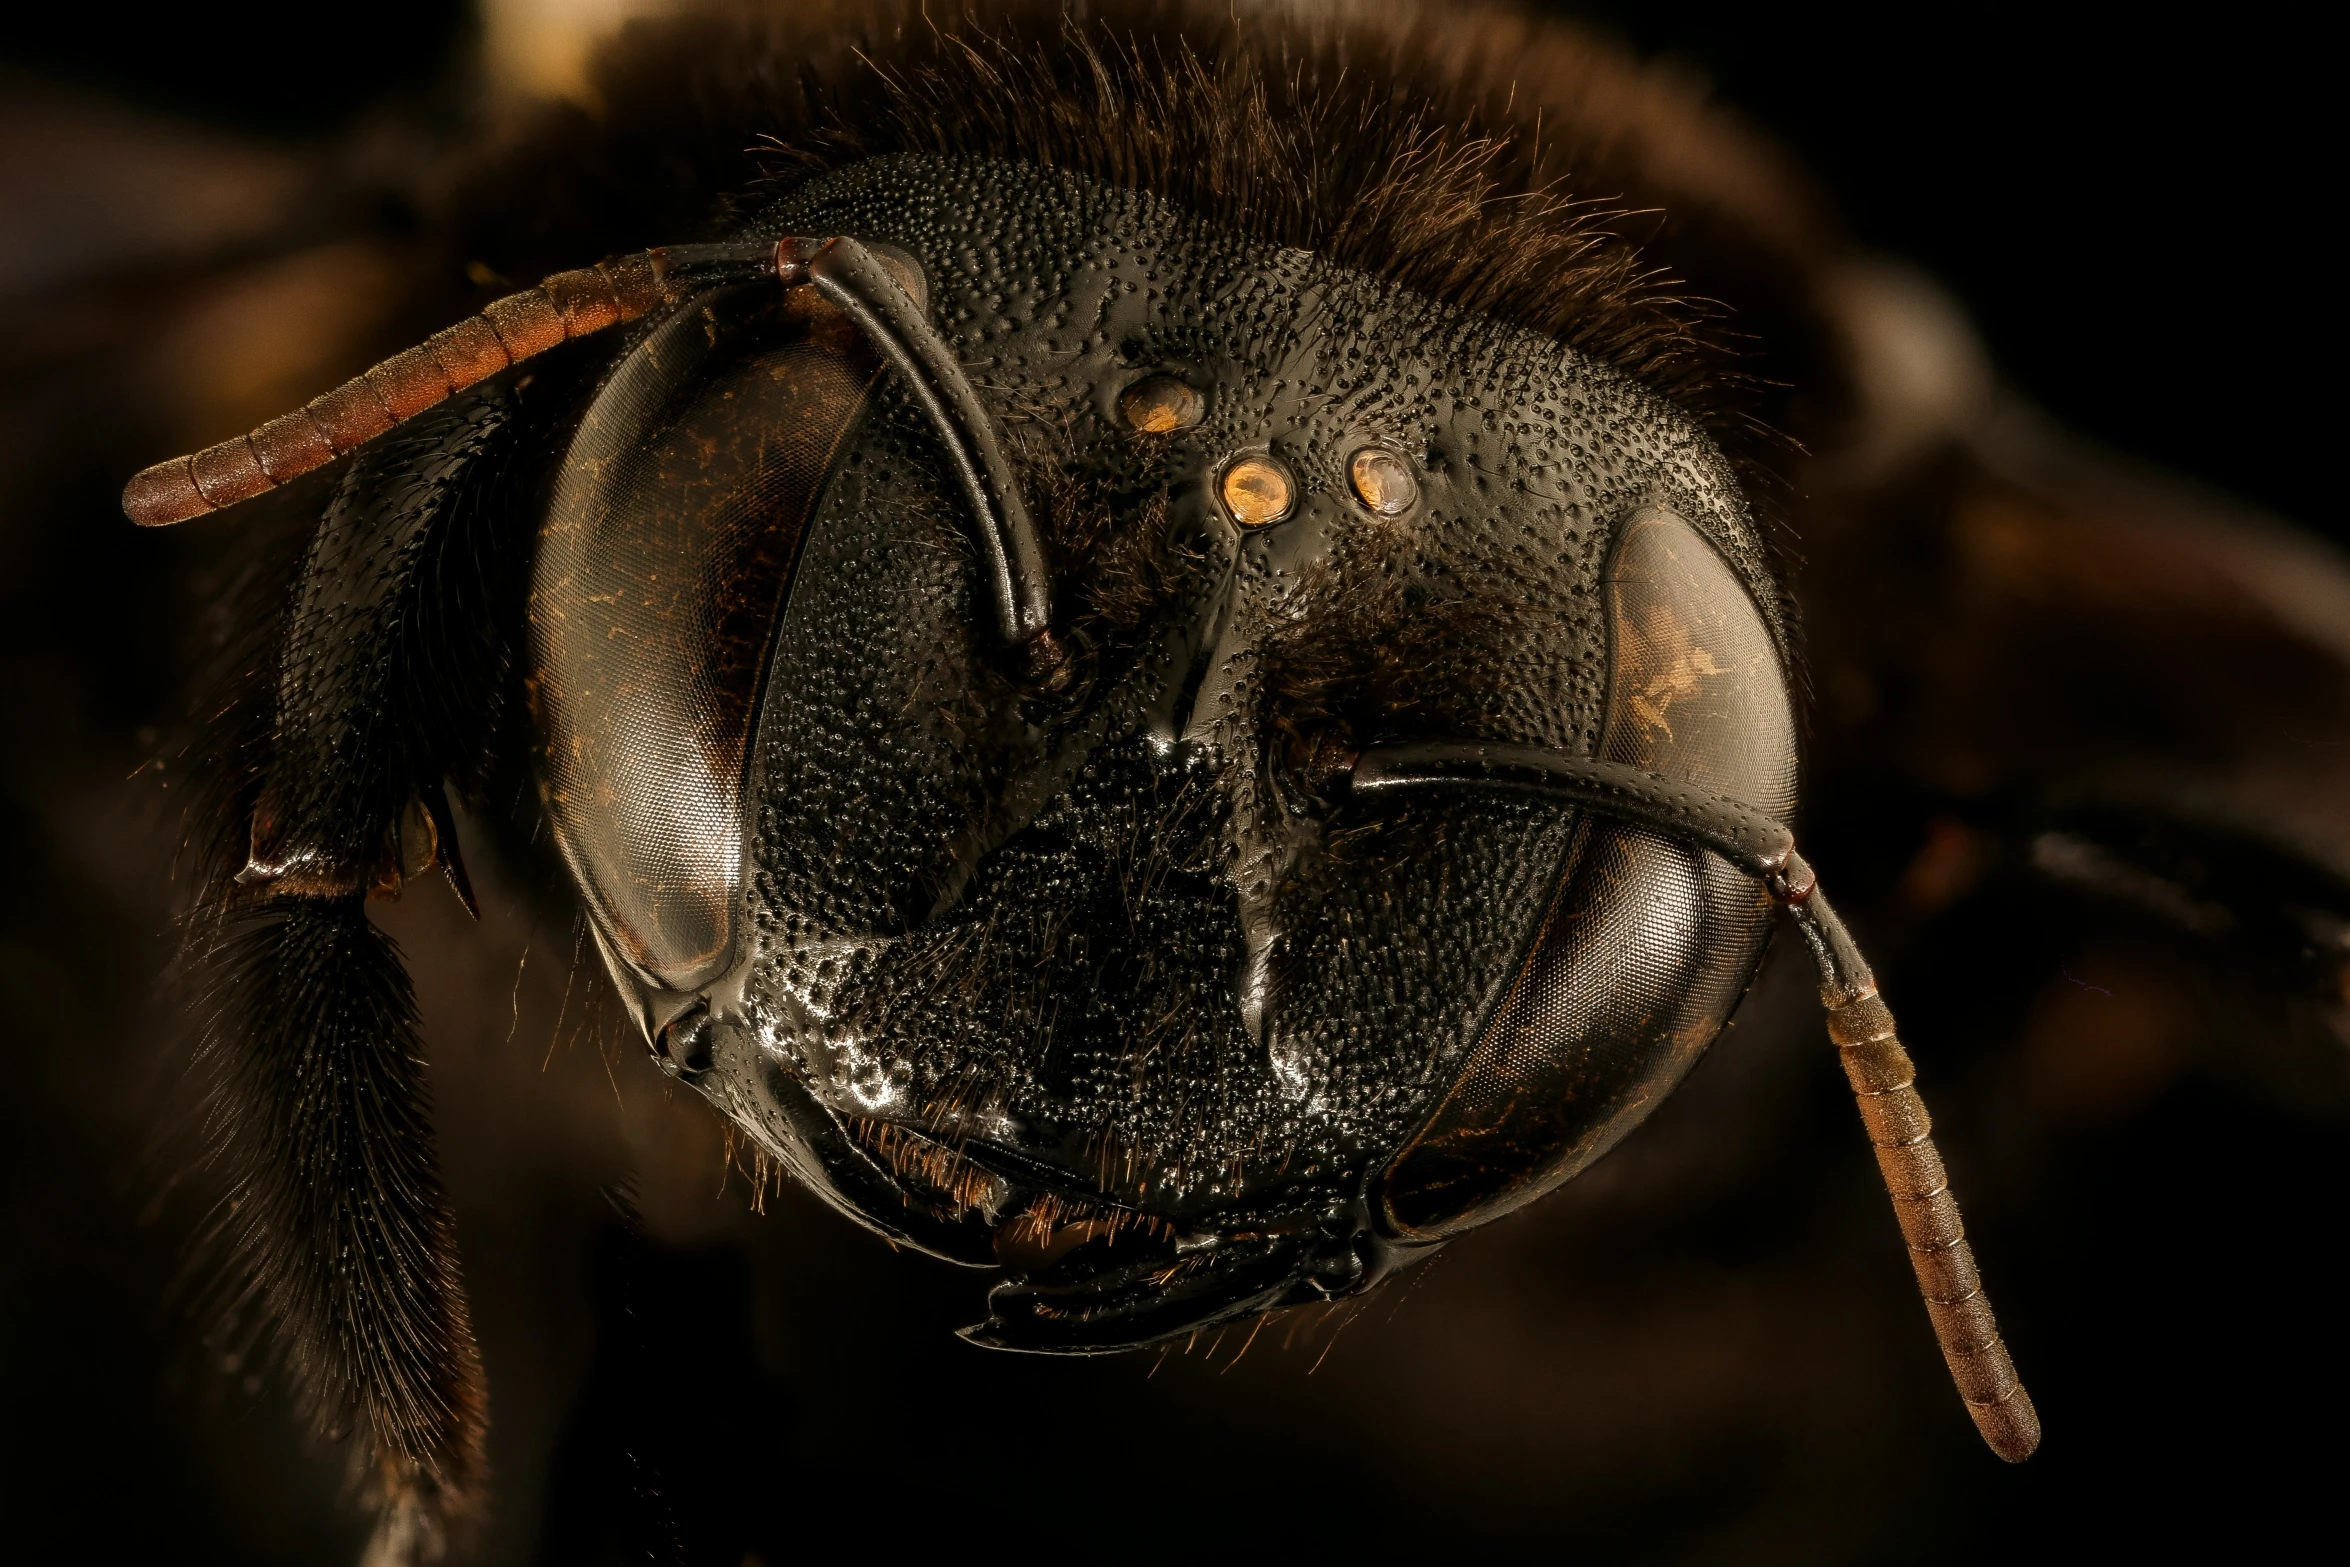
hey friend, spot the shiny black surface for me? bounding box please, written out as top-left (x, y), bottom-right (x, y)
top-left (532, 280), bottom-right (880, 992)
top-left (531, 155), bottom-right (1799, 1339)
top-left (1384, 509), bottom-right (1795, 1236)
top-left (10, 7), bottom-right (2345, 1556)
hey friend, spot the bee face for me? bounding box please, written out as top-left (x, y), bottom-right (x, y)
top-left (529, 154), bottom-right (1797, 1343)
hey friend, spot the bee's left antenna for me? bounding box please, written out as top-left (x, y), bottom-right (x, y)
top-left (1345, 742), bottom-right (2042, 1462)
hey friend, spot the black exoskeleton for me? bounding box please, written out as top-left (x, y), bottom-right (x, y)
top-left (138, 2), bottom-right (2295, 1554)
top-left (185, 395), bottom-right (522, 1535)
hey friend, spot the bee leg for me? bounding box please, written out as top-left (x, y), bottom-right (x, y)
top-left (183, 387), bottom-right (525, 1554)
top-left (192, 896), bottom-right (485, 1550)
top-left (241, 389), bottom-right (517, 900)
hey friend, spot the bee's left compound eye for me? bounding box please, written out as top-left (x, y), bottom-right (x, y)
top-left (1381, 505), bottom-right (1796, 1237)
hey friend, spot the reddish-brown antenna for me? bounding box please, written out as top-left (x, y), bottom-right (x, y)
top-left (121, 243), bottom-right (790, 527)
top-left (123, 234), bottom-right (1072, 680)
top-left (1350, 744), bottom-right (2042, 1462)
top-left (1786, 883), bottom-right (2042, 1461)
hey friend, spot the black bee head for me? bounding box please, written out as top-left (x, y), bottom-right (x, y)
top-left (531, 154), bottom-right (1798, 1347)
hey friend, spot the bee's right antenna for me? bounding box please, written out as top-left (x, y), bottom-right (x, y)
top-left (120, 232), bottom-right (1069, 686)
top-left (118, 241), bottom-right (786, 529)
top-left (1347, 742), bottom-right (2042, 1461)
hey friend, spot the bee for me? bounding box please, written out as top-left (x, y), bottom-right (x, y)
top-left (104, 1), bottom-right (2348, 1559)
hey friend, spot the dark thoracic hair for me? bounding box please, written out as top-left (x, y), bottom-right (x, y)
top-left (174, 0), bottom-right (1858, 1550)
top-left (437, 0), bottom-right (1849, 494)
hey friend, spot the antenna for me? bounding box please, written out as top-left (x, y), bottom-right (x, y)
top-left (1348, 741), bottom-right (2041, 1460)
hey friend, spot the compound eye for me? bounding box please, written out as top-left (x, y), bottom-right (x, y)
top-left (1382, 505), bottom-right (1795, 1238)
top-left (1118, 374), bottom-right (1203, 433)
top-left (1221, 454), bottom-right (1295, 528)
top-left (1348, 448), bottom-right (1417, 515)
top-left (531, 278), bottom-right (882, 991)
top-left (1600, 507), bottom-right (1796, 808)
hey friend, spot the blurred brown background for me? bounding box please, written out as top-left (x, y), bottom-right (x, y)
top-left (1, 4), bottom-right (2340, 1562)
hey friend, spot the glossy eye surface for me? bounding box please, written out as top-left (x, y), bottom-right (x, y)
top-left (1348, 447), bottom-right (1417, 515)
top-left (1221, 455), bottom-right (1295, 527)
top-left (1382, 505), bottom-right (1796, 1237)
top-left (531, 283), bottom-right (878, 991)
top-left (1118, 374), bottom-right (1203, 432)
top-left (1600, 508), bottom-right (1798, 802)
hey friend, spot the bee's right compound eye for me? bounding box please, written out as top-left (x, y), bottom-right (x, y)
top-left (1381, 505), bottom-right (1796, 1237)
top-left (530, 275), bottom-right (884, 993)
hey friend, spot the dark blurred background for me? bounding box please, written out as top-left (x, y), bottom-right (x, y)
top-left (1, 4), bottom-right (2338, 1563)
